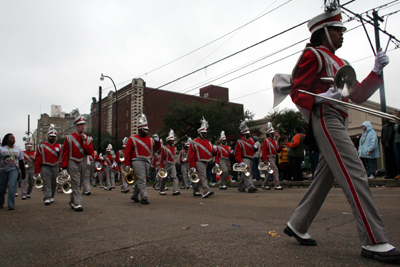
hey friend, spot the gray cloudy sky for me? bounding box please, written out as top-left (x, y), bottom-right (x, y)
top-left (1, 0), bottom-right (400, 146)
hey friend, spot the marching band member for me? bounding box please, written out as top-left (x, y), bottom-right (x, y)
top-left (235, 120), bottom-right (258, 193)
top-left (82, 150), bottom-right (96, 195)
top-left (283, 8), bottom-right (400, 263)
top-left (96, 155), bottom-right (106, 189)
top-left (124, 114), bottom-right (160, 204)
top-left (91, 150), bottom-right (100, 187)
top-left (111, 155), bottom-right (118, 189)
top-left (34, 125), bottom-right (61, 205)
top-left (159, 129), bottom-right (180, 196)
top-left (21, 137), bottom-right (35, 200)
top-left (215, 131), bottom-right (232, 190)
top-left (115, 137), bottom-right (129, 193)
top-left (101, 144), bottom-right (114, 190)
top-left (61, 109), bottom-right (94, 212)
top-left (188, 117), bottom-right (215, 198)
top-left (261, 123), bottom-right (282, 190)
top-left (152, 143), bottom-right (163, 190)
top-left (179, 137), bottom-right (191, 189)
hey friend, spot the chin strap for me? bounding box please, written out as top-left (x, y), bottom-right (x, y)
top-left (323, 24), bottom-right (337, 51)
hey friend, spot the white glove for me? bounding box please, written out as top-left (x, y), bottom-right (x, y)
top-left (190, 167), bottom-right (196, 172)
top-left (372, 48), bottom-right (389, 75)
top-left (100, 157), bottom-right (104, 161)
top-left (315, 87), bottom-right (342, 104)
top-left (153, 134), bottom-right (160, 142)
top-left (81, 133), bottom-right (87, 142)
top-left (125, 165), bottom-right (130, 171)
top-left (213, 145), bottom-right (217, 152)
top-left (62, 169), bottom-right (68, 177)
top-left (253, 145), bottom-right (258, 151)
top-left (239, 162), bottom-right (246, 167)
top-left (215, 163), bottom-right (219, 168)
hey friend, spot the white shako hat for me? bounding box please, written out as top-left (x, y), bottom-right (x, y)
top-left (185, 137), bottom-right (192, 146)
top-left (137, 114), bottom-right (149, 131)
top-left (71, 108), bottom-right (85, 125)
top-left (122, 137), bottom-right (128, 147)
top-left (239, 120), bottom-right (250, 135)
top-left (166, 129), bottom-right (175, 141)
top-left (48, 124), bottom-right (58, 137)
top-left (106, 144), bottom-right (112, 151)
top-left (308, 8), bottom-right (346, 34)
top-left (197, 117), bottom-right (209, 133)
top-left (219, 131), bottom-right (227, 141)
top-left (25, 135), bottom-right (33, 147)
top-left (266, 122), bottom-right (275, 134)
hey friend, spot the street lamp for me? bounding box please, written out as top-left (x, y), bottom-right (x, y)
top-left (100, 73), bottom-right (118, 150)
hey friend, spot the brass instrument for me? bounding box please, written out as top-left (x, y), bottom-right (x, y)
top-left (188, 169), bottom-right (200, 183)
top-left (24, 159), bottom-right (34, 169)
top-left (119, 151), bottom-right (125, 162)
top-left (300, 65), bottom-right (399, 122)
top-left (232, 163), bottom-right (250, 177)
top-left (56, 172), bottom-right (74, 194)
top-left (122, 167), bottom-right (137, 185)
top-left (33, 173), bottom-right (44, 188)
top-left (157, 168), bottom-right (168, 179)
top-left (93, 172), bottom-right (98, 178)
top-left (258, 162), bottom-right (274, 174)
top-left (211, 165), bottom-right (223, 175)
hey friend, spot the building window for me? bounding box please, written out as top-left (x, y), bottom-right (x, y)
top-left (126, 109), bottom-right (128, 117)
top-left (126, 123), bottom-right (128, 130)
top-left (204, 93), bottom-right (209, 98)
top-left (126, 95), bottom-right (130, 102)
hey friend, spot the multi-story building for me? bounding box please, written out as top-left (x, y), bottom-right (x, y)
top-left (89, 79), bottom-right (243, 146)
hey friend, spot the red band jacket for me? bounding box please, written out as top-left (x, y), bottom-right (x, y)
top-left (124, 134), bottom-right (161, 166)
top-left (188, 137), bottom-right (214, 168)
top-left (35, 142), bottom-right (61, 173)
top-left (61, 132), bottom-right (94, 168)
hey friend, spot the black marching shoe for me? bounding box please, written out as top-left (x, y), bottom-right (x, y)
top-left (141, 198), bottom-right (149, 204)
top-left (193, 191), bottom-right (202, 197)
top-left (131, 196), bottom-right (140, 202)
top-left (248, 188), bottom-right (258, 193)
top-left (237, 188), bottom-right (246, 192)
top-left (284, 226), bottom-right (317, 246)
top-left (202, 191), bottom-right (214, 198)
top-left (361, 248), bottom-right (400, 263)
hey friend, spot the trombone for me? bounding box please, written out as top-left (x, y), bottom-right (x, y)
top-left (232, 163), bottom-right (250, 177)
top-left (300, 65), bottom-right (399, 123)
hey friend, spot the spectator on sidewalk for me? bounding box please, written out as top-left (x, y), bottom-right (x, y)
top-left (358, 121), bottom-right (380, 180)
top-left (286, 126), bottom-right (306, 181)
top-left (381, 117), bottom-right (397, 179)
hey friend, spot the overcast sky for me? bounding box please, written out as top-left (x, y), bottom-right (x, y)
top-left (1, 0), bottom-right (400, 146)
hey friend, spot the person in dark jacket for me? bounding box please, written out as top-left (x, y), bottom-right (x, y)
top-left (381, 117), bottom-right (397, 178)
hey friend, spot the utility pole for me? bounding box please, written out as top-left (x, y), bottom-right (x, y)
top-left (372, 10), bottom-right (387, 116)
top-left (98, 86), bottom-right (102, 152)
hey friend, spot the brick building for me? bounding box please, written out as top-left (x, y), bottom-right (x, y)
top-left (88, 78), bottom-right (243, 147)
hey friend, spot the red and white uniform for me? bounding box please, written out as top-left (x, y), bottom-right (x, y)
top-left (262, 138), bottom-right (278, 162)
top-left (235, 137), bottom-right (256, 163)
top-left (215, 144), bottom-right (231, 164)
top-left (188, 137), bottom-right (214, 168)
top-left (115, 150), bottom-right (125, 166)
top-left (152, 151), bottom-right (162, 169)
top-left (160, 145), bottom-right (175, 168)
top-left (124, 134), bottom-right (161, 165)
top-left (179, 149), bottom-right (188, 164)
top-left (61, 132), bottom-right (94, 168)
top-left (34, 142), bottom-right (61, 173)
top-left (23, 150), bottom-right (36, 168)
top-left (101, 154), bottom-right (113, 168)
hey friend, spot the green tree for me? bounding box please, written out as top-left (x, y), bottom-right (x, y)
top-left (266, 108), bottom-right (308, 140)
top-left (159, 99), bottom-right (254, 144)
top-left (87, 128), bottom-right (116, 153)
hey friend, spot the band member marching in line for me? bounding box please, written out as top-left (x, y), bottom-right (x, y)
top-left (82, 150), bottom-right (96, 196)
top-left (280, 7), bottom-right (400, 263)
top-left (215, 131), bottom-right (232, 190)
top-left (90, 150), bottom-right (100, 187)
top-left (115, 137), bottom-right (130, 193)
top-left (261, 122), bottom-right (283, 190)
top-left (124, 114), bottom-right (160, 205)
top-left (21, 136), bottom-right (35, 200)
top-left (188, 117), bottom-right (215, 198)
top-left (61, 109), bottom-right (94, 212)
top-left (34, 125), bottom-right (62, 205)
top-left (179, 137), bottom-right (191, 189)
top-left (96, 155), bottom-right (106, 189)
top-left (235, 120), bottom-right (258, 193)
top-left (101, 144), bottom-right (114, 190)
top-left (159, 129), bottom-right (180, 196)
top-left (152, 142), bottom-right (163, 190)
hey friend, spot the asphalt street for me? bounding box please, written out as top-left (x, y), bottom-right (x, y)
top-left (1, 184), bottom-right (399, 267)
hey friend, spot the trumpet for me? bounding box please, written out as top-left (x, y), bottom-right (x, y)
top-left (33, 173), bottom-right (44, 188)
top-left (258, 162), bottom-right (274, 174)
top-left (232, 163), bottom-right (250, 177)
top-left (188, 169), bottom-right (200, 183)
top-left (56, 172), bottom-right (74, 194)
top-left (122, 167), bottom-right (137, 185)
top-left (211, 165), bottom-right (223, 175)
top-left (157, 168), bottom-right (168, 179)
